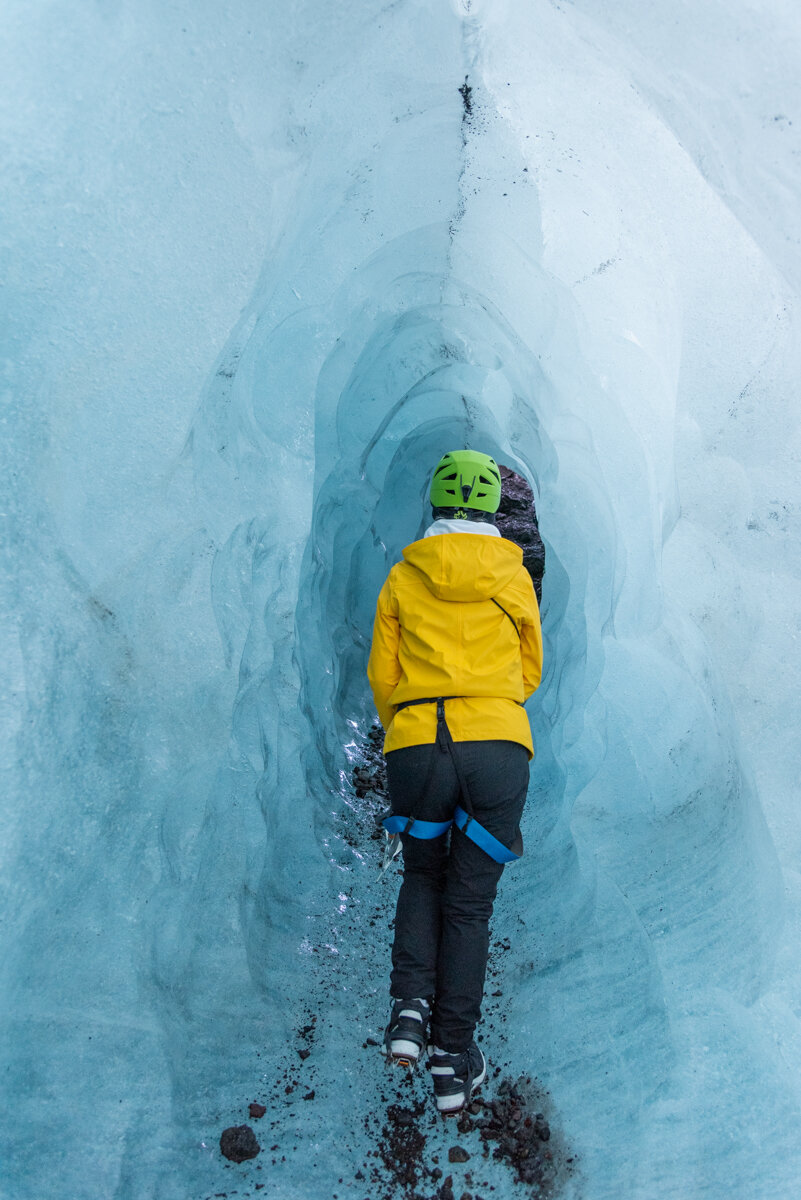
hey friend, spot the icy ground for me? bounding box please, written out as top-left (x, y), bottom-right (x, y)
top-left (3, 1), bottom-right (801, 1198)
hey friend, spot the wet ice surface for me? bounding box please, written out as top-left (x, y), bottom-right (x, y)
top-left (198, 725), bottom-right (576, 1200)
top-left (3, 0), bottom-right (801, 1197)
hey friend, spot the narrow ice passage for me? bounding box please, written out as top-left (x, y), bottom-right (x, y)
top-left (3, 1), bottom-right (801, 1198)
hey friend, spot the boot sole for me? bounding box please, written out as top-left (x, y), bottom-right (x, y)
top-left (384, 1039), bottom-right (423, 1072)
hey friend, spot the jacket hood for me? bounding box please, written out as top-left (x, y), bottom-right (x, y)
top-left (402, 533), bottom-right (523, 602)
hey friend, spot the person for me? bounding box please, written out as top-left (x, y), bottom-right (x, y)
top-left (367, 449), bottom-right (543, 1115)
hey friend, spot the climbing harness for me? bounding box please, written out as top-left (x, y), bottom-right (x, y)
top-left (380, 696), bottom-right (522, 866)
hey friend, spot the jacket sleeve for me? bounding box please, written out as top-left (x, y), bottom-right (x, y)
top-left (367, 574), bottom-right (402, 731)
top-left (521, 579), bottom-right (543, 700)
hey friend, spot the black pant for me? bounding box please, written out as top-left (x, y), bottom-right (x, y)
top-left (386, 739), bottom-right (529, 1053)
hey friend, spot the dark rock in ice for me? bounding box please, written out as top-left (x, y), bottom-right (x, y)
top-left (448, 1144), bottom-right (470, 1163)
top-left (248, 1102), bottom-right (266, 1119)
top-left (349, 724), bottom-right (390, 850)
top-left (438, 1175), bottom-right (455, 1200)
top-left (496, 464), bottom-right (546, 602)
top-left (459, 1074), bottom-right (570, 1192)
top-left (534, 1114), bottom-right (551, 1141)
top-left (376, 1100), bottom-right (428, 1191)
top-left (220, 1124), bottom-right (260, 1162)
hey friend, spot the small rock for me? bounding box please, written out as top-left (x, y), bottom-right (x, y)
top-left (439, 1176), bottom-right (455, 1200)
top-left (248, 1102), bottom-right (266, 1119)
top-left (448, 1145), bottom-right (470, 1163)
top-left (298, 1048), bottom-right (310, 1060)
top-left (302, 1090), bottom-right (316, 1101)
top-left (431, 1166), bottom-right (442, 1180)
top-left (220, 1125), bottom-right (260, 1163)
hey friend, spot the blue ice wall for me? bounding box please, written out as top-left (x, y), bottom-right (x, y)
top-left (3, 1), bottom-right (801, 1198)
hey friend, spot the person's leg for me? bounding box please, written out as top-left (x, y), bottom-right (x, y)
top-left (390, 833), bottom-right (447, 1000)
top-left (429, 740), bottom-right (530, 1053)
top-left (385, 743), bottom-right (460, 1002)
top-left (430, 834), bottom-right (504, 1051)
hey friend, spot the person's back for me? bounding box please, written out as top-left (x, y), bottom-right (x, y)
top-left (367, 449), bottom-right (543, 1115)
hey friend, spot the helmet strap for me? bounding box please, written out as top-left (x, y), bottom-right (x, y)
top-left (432, 506), bottom-right (496, 525)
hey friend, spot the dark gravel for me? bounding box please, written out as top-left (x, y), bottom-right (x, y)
top-left (219, 1124), bottom-right (260, 1163)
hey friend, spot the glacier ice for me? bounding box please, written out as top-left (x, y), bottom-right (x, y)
top-left (2, 0), bottom-right (801, 1197)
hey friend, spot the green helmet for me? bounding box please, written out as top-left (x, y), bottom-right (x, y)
top-left (429, 449), bottom-right (502, 514)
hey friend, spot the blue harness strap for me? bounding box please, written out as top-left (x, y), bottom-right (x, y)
top-left (381, 807), bottom-right (520, 861)
top-left (382, 813), bottom-right (453, 839)
top-left (453, 805), bottom-right (520, 863)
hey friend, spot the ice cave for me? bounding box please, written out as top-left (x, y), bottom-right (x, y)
top-left (3, 1), bottom-right (801, 1197)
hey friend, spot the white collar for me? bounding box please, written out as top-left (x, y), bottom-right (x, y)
top-left (423, 519), bottom-right (501, 538)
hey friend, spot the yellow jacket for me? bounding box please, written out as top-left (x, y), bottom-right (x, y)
top-left (367, 532), bottom-right (543, 757)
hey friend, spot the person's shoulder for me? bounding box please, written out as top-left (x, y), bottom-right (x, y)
top-left (384, 556), bottom-right (418, 586)
top-left (506, 561), bottom-right (537, 601)
top-left (391, 556), bottom-right (423, 585)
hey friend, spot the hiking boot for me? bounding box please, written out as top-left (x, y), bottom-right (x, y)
top-left (428, 1041), bottom-right (487, 1114)
top-left (383, 997), bottom-right (431, 1069)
